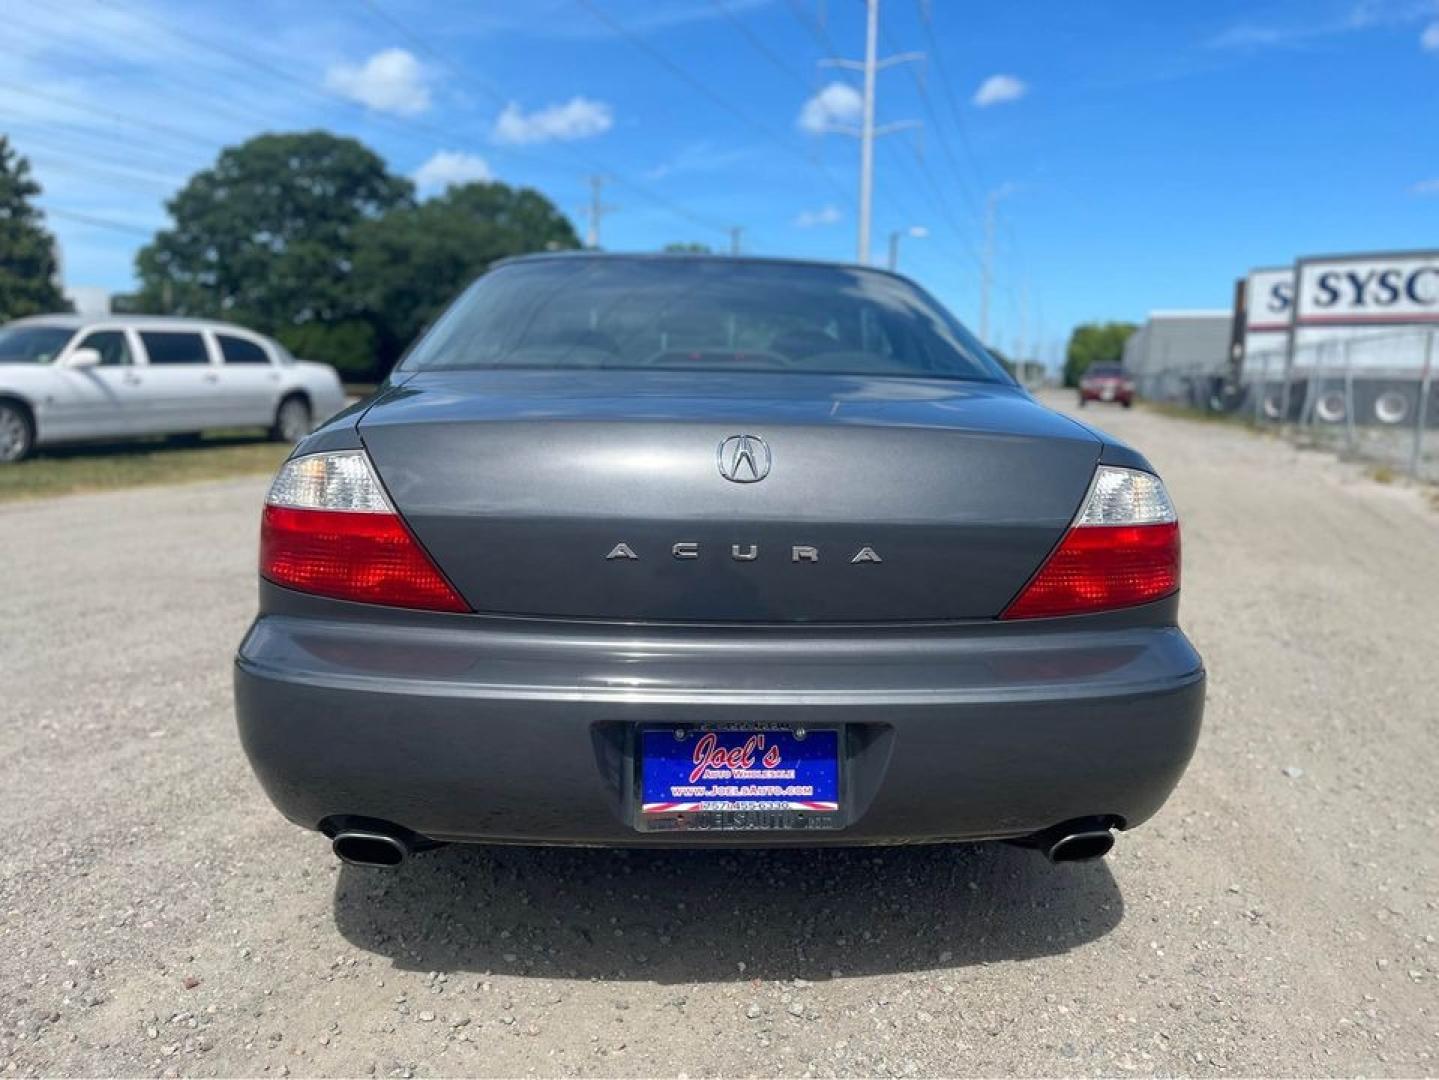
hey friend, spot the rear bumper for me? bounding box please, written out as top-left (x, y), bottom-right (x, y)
top-left (1079, 389), bottom-right (1133, 404)
top-left (234, 598), bottom-right (1204, 847)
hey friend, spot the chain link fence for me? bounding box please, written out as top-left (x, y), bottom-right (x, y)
top-left (1140, 327), bottom-right (1439, 483)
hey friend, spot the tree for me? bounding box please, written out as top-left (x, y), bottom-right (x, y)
top-left (1063, 321), bottom-right (1137, 387)
top-left (0, 137), bottom-right (69, 320)
top-left (135, 131), bottom-right (412, 369)
top-left (350, 181), bottom-right (580, 375)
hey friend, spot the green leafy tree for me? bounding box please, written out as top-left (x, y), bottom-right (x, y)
top-left (135, 131), bottom-right (412, 370)
top-left (1063, 321), bottom-right (1137, 387)
top-left (0, 137), bottom-right (69, 320)
top-left (350, 181), bottom-right (580, 375)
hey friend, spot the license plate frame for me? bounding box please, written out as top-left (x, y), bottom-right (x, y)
top-left (633, 725), bottom-right (844, 833)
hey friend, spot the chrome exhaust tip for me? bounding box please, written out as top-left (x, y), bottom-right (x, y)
top-left (1023, 817), bottom-right (1119, 864)
top-left (1044, 828), bottom-right (1115, 863)
top-left (332, 829), bottom-right (410, 868)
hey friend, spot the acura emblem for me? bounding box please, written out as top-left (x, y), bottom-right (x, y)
top-left (717, 435), bottom-right (770, 483)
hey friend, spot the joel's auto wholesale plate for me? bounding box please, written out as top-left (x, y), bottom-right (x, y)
top-left (636, 726), bottom-right (841, 832)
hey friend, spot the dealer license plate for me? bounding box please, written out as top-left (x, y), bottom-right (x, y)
top-left (637, 727), bottom-right (841, 831)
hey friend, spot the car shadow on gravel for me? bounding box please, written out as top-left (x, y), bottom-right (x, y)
top-left (332, 842), bottom-right (1123, 983)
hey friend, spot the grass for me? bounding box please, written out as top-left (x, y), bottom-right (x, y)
top-left (0, 429), bottom-right (290, 502)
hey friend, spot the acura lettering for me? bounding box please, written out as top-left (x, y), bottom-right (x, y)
top-left (604, 542), bottom-right (883, 563)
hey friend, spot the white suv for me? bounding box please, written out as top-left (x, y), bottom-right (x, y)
top-left (0, 314), bottom-right (348, 462)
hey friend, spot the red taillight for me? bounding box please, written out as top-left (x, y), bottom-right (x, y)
top-left (1002, 521), bottom-right (1179, 619)
top-left (1001, 465), bottom-right (1180, 620)
top-left (261, 505), bottom-right (468, 613)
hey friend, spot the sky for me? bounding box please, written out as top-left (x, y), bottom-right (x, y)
top-left (3, 0), bottom-right (1438, 368)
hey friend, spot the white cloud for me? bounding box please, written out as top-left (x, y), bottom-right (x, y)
top-left (413, 151), bottom-right (493, 195)
top-left (1411, 178), bottom-right (1439, 195)
top-left (324, 48), bottom-right (430, 116)
top-left (1423, 21), bottom-right (1439, 49)
top-left (1211, 3), bottom-right (1439, 51)
top-left (492, 96), bottom-right (613, 145)
top-left (797, 81), bottom-right (862, 133)
top-left (972, 74), bottom-right (1027, 108)
top-left (792, 204), bottom-right (842, 228)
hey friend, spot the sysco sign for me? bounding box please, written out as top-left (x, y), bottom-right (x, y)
top-left (1244, 268), bottom-right (1294, 332)
top-left (1295, 254), bottom-right (1439, 325)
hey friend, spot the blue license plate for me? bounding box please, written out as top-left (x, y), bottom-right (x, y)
top-left (640, 727), bottom-right (840, 816)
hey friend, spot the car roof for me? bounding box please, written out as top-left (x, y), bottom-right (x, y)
top-left (491, 249), bottom-right (922, 286)
top-left (7, 313), bottom-right (271, 336)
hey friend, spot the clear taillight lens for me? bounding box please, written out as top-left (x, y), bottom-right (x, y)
top-left (260, 450), bottom-right (468, 613)
top-left (1001, 465), bottom-right (1180, 620)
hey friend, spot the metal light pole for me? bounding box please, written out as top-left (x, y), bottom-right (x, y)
top-left (887, 225), bottom-right (928, 271)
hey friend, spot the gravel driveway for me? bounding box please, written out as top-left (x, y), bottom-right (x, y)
top-left (2, 394), bottom-right (1435, 1077)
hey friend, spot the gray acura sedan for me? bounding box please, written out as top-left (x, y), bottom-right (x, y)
top-left (234, 254), bottom-right (1204, 867)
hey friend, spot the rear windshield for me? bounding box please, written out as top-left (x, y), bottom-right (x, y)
top-left (401, 258), bottom-right (1011, 384)
top-left (0, 325), bottom-right (75, 364)
top-left (1087, 366), bottom-right (1126, 377)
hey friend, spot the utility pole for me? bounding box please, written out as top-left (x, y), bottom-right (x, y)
top-left (583, 175), bottom-right (617, 249)
top-left (1018, 279), bottom-right (1030, 362)
top-left (727, 226), bottom-right (744, 256)
top-left (980, 193), bottom-right (995, 344)
top-left (979, 186), bottom-right (1012, 346)
top-left (818, 0), bottom-right (922, 265)
top-left (887, 225), bottom-right (928, 271)
top-left (858, 0), bottom-right (878, 265)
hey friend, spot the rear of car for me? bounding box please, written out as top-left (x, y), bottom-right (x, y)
top-left (235, 255), bottom-right (1203, 864)
top-left (1079, 365), bottom-right (1135, 407)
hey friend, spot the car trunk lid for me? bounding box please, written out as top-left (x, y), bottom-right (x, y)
top-left (358, 370), bottom-right (1101, 622)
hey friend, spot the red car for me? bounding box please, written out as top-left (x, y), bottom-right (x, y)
top-left (1078, 365), bottom-right (1135, 407)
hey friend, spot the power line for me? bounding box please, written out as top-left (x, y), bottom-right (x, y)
top-left (575, 0), bottom-right (855, 208)
top-left (913, 0), bottom-right (991, 193)
top-left (26, 152), bottom-right (182, 196)
top-left (878, 18), bottom-right (983, 225)
top-left (3, 12), bottom-right (339, 150)
top-left (356, 0), bottom-right (735, 237)
top-left (709, 0), bottom-right (815, 91)
top-left (880, 137), bottom-right (983, 274)
top-left (17, 0), bottom-right (732, 244)
top-left (0, 80), bottom-right (221, 154)
top-left (912, 0), bottom-right (1037, 346)
top-left (42, 207), bottom-right (159, 238)
top-left (4, 118), bottom-right (203, 175)
top-left (785, 0), bottom-right (843, 56)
